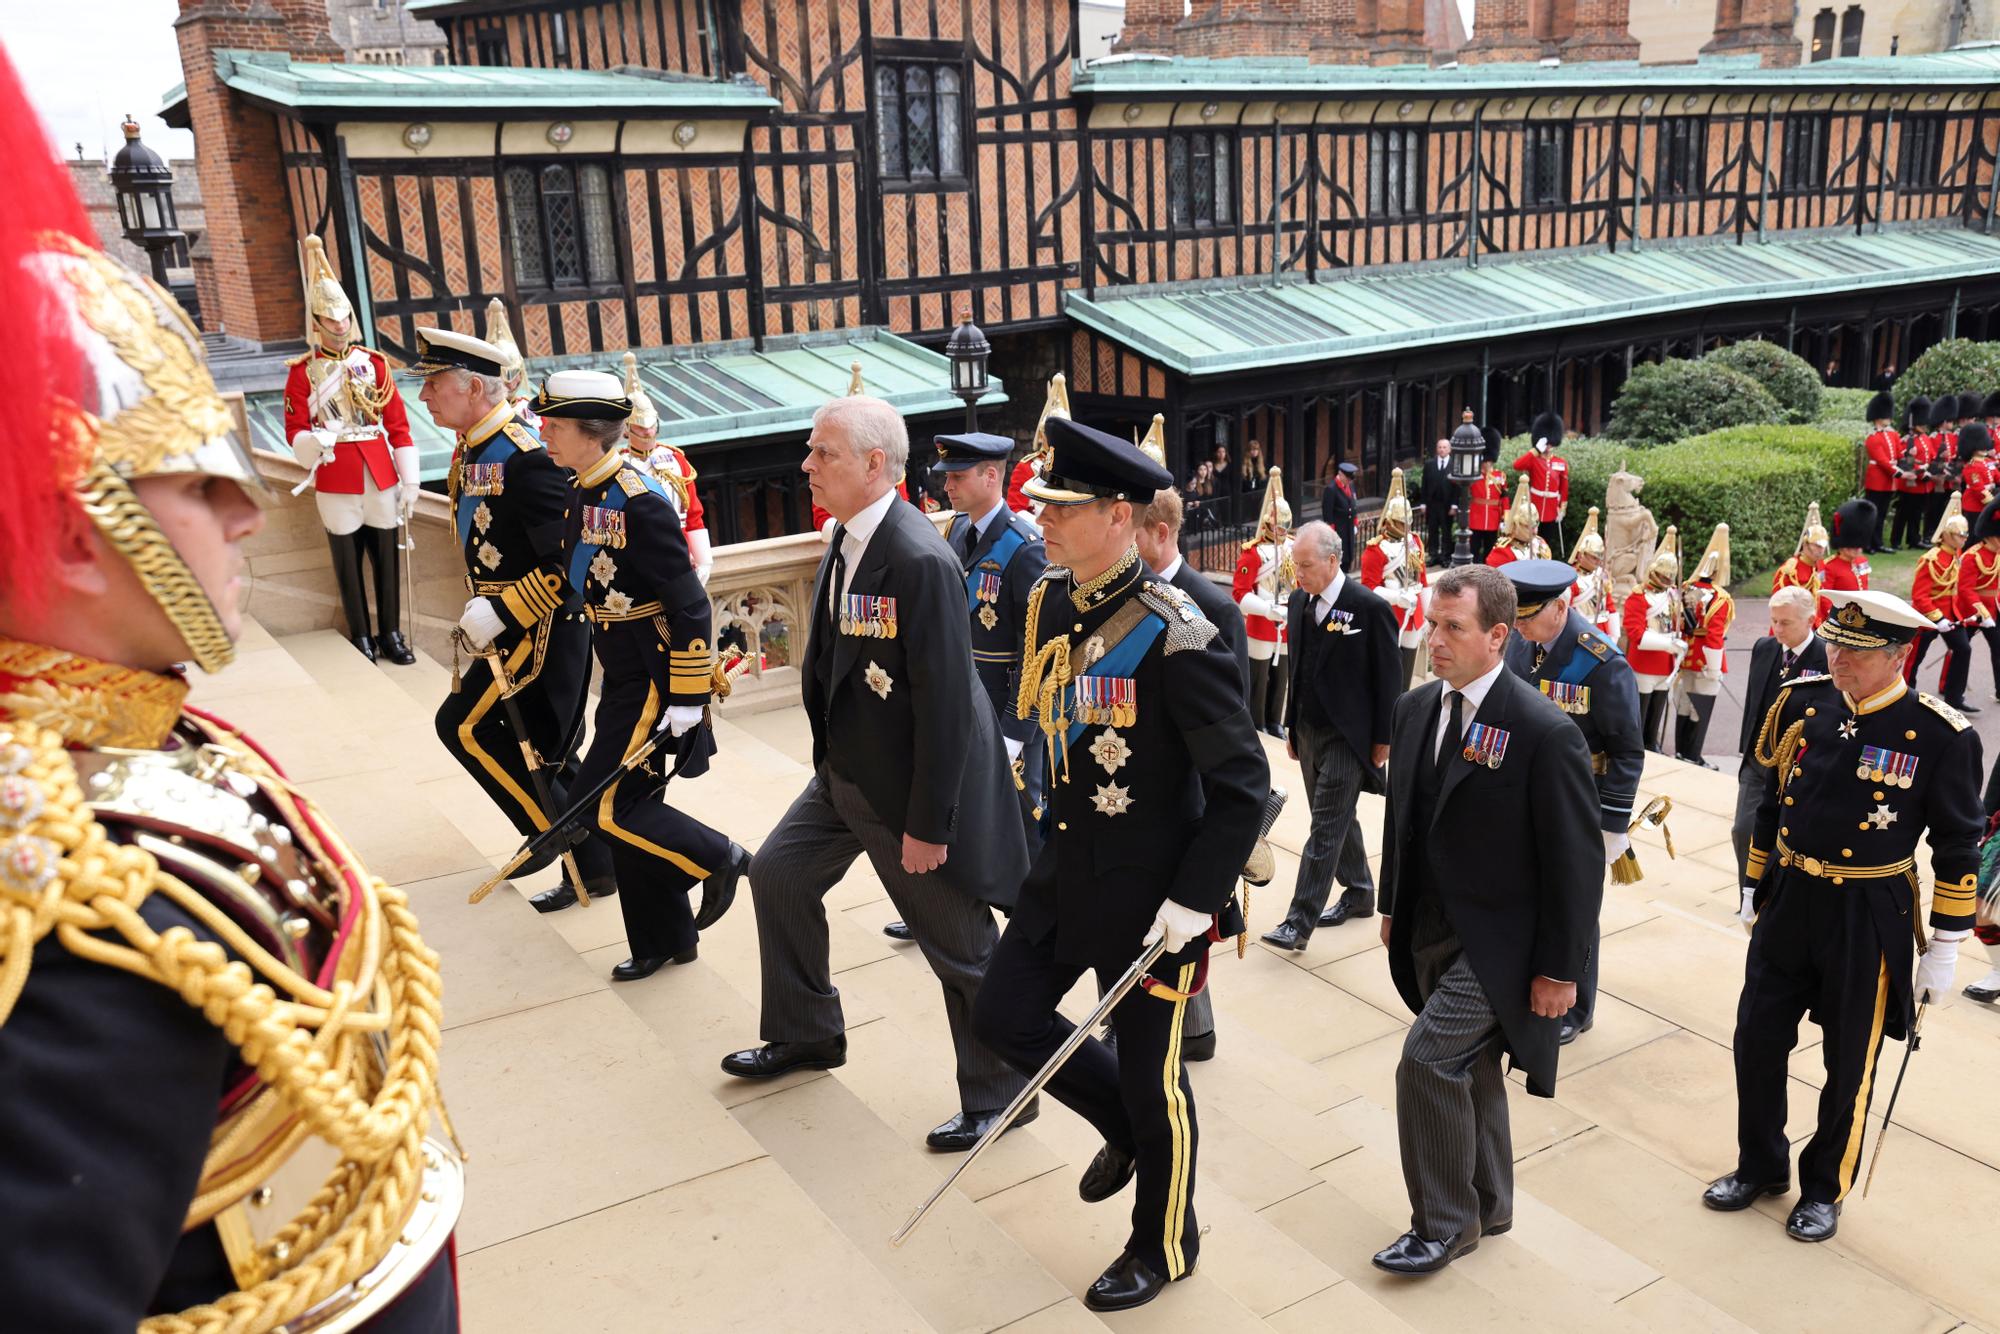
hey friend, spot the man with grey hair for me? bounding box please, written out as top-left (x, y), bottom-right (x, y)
top-left (1731, 584), bottom-right (1825, 884)
top-left (723, 394), bottom-right (1033, 1152)
top-left (1262, 521), bottom-right (1399, 950)
top-left (410, 325), bottom-right (619, 910)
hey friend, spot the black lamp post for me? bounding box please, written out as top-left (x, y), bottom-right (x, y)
top-left (945, 309), bottom-right (991, 432)
top-left (1447, 407), bottom-right (1487, 567)
top-left (108, 115), bottom-right (183, 290)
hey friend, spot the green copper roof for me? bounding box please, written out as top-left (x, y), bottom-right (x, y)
top-left (1074, 47), bottom-right (2000, 97)
top-left (210, 51), bottom-right (776, 117)
top-left (239, 329), bottom-right (998, 482)
top-left (1064, 225), bottom-right (2000, 379)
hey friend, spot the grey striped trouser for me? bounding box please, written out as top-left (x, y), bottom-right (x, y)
top-left (1283, 721), bottom-right (1375, 934)
top-left (1395, 907), bottom-right (1513, 1239)
top-left (747, 766), bottom-right (1024, 1112)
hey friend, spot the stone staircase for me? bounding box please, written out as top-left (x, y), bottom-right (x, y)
top-left (186, 619), bottom-right (2000, 1334)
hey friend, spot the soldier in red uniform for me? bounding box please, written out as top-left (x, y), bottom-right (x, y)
top-left (1360, 468), bottom-right (1428, 687)
top-left (1674, 524), bottom-right (1735, 767)
top-left (1817, 499), bottom-right (1875, 621)
top-left (1233, 470), bottom-right (1294, 736)
top-left (1771, 502), bottom-right (1827, 602)
top-left (621, 351), bottom-right (712, 585)
top-left (1881, 390), bottom-right (1932, 552)
top-left (1956, 498), bottom-right (2000, 702)
top-left (1510, 410), bottom-right (1569, 555)
top-left (1959, 404), bottom-right (1997, 517)
top-left (1466, 459), bottom-right (1506, 563)
top-left (1862, 388), bottom-right (1901, 553)
top-left (1907, 492), bottom-right (1976, 711)
top-left (1485, 474), bottom-right (1549, 567)
top-left (1623, 530), bottom-right (1685, 752)
top-left (1928, 394), bottom-right (1967, 537)
top-left (282, 236), bottom-right (420, 664)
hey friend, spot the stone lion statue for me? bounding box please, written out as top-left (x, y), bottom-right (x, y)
top-left (1605, 468), bottom-right (1657, 623)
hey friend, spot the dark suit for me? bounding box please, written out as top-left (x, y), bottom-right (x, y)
top-left (1277, 578), bottom-right (1398, 936)
top-left (750, 493), bottom-right (1028, 1112)
top-left (1731, 632), bottom-right (1826, 882)
top-left (1321, 478), bottom-right (1358, 572)
top-left (1380, 666), bottom-right (1601, 1239)
top-left (1420, 461), bottom-right (1456, 566)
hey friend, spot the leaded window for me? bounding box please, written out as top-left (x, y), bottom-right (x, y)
top-left (875, 57), bottom-right (967, 184)
top-left (1780, 115), bottom-right (1829, 191)
top-left (1524, 124), bottom-right (1569, 207)
top-left (1168, 131), bottom-right (1233, 229)
top-left (1898, 115), bottom-right (1945, 188)
top-left (503, 161), bottom-right (623, 295)
top-left (1655, 117), bottom-right (1707, 200)
top-left (1368, 129), bottom-right (1423, 218)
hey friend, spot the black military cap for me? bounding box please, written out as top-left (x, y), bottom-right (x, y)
top-left (1531, 411), bottom-right (1564, 450)
top-left (1819, 588), bottom-right (1929, 650)
top-left (1831, 498), bottom-right (1876, 549)
top-left (1864, 389), bottom-right (1894, 422)
top-left (1499, 558), bottom-right (1578, 617)
top-left (1025, 416), bottom-right (1174, 506)
top-left (1906, 395), bottom-right (1932, 433)
top-left (1962, 422), bottom-right (1993, 459)
top-left (932, 431), bottom-right (1015, 473)
top-left (406, 326), bottom-right (508, 378)
top-left (530, 369), bottom-right (632, 421)
top-left (1982, 390), bottom-right (2000, 419)
top-left (1977, 500), bottom-right (2000, 543)
top-left (1929, 396), bottom-right (1961, 430)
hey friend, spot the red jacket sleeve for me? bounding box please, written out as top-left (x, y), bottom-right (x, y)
top-left (1912, 553), bottom-right (1946, 620)
top-left (375, 353), bottom-right (413, 450)
top-left (1232, 547), bottom-right (1261, 603)
top-left (1359, 542), bottom-right (1385, 590)
top-left (282, 361), bottom-right (311, 443)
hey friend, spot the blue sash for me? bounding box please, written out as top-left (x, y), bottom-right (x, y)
top-left (1055, 613), bottom-right (1166, 753)
top-left (1554, 631), bottom-right (1620, 686)
top-left (964, 522), bottom-right (1027, 608)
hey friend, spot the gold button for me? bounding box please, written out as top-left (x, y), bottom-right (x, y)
top-left (1806, 707), bottom-right (1817, 716)
top-left (1780, 826), bottom-right (1789, 837)
top-left (1873, 790), bottom-right (1886, 800)
top-left (1832, 876), bottom-right (1845, 886)
top-left (1858, 822), bottom-right (1869, 831)
top-left (1906, 730), bottom-right (1917, 740)
top-left (1784, 796), bottom-right (1795, 805)
top-left (1057, 822), bottom-right (1068, 831)
top-left (1842, 848), bottom-right (1853, 857)
top-left (1073, 623), bottom-right (1083, 632)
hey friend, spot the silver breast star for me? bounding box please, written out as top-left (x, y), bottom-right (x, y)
top-left (1837, 719), bottom-right (1859, 740)
top-left (1866, 804), bottom-right (1898, 830)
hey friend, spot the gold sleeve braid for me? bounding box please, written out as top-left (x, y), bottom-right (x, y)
top-left (0, 721), bottom-right (449, 1334)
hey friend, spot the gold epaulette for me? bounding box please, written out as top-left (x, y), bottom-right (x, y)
top-left (616, 468), bottom-right (650, 498)
top-left (1919, 692), bottom-right (1971, 732)
top-left (502, 421), bottom-right (542, 451)
top-left (285, 350), bottom-right (310, 368)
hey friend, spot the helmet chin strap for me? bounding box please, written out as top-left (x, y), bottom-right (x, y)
top-left (75, 461), bottom-right (236, 675)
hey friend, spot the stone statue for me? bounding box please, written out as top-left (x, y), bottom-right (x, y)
top-left (1605, 467), bottom-right (1657, 632)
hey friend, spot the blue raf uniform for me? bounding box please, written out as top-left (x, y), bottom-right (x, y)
top-left (1501, 559), bottom-right (1644, 1043)
top-left (935, 431), bottom-right (1050, 830)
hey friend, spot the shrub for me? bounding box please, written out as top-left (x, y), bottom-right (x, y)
top-left (1894, 339), bottom-right (2000, 424)
top-left (1704, 339), bottom-right (1824, 424)
top-left (1817, 387), bottom-right (1872, 423)
top-left (1604, 358), bottom-right (1784, 445)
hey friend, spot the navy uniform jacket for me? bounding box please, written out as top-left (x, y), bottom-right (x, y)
top-left (1505, 611), bottom-right (1645, 833)
top-left (449, 406), bottom-right (585, 667)
top-left (947, 506), bottom-right (1047, 747)
top-left (1017, 558), bottom-right (1268, 970)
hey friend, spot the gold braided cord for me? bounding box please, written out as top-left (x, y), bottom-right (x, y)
top-left (1015, 578), bottom-right (1077, 786)
top-left (1752, 683), bottom-right (1803, 771)
top-left (0, 639), bottom-right (189, 749)
top-left (73, 460), bottom-right (236, 674)
top-left (1069, 545), bottom-right (1138, 611)
top-left (0, 718), bottom-right (448, 1334)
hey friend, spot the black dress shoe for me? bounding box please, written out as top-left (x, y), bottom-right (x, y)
top-left (926, 1097), bottom-right (1039, 1151)
top-left (1786, 1199), bottom-right (1839, 1242)
top-left (1264, 724), bottom-right (1288, 741)
top-left (1079, 1142), bottom-right (1138, 1203)
top-left (1966, 977), bottom-right (2000, 1003)
top-left (528, 879), bottom-right (618, 913)
top-left (883, 920), bottom-right (914, 941)
top-left (1317, 900), bottom-right (1375, 928)
top-left (611, 948), bottom-right (697, 981)
top-left (1701, 1171), bottom-right (1789, 1211)
top-left (1084, 1250), bottom-right (1174, 1312)
top-left (1260, 922), bottom-right (1307, 951)
top-left (720, 1036), bottom-right (848, 1080)
top-left (1182, 1029), bottom-right (1216, 1062)
top-left (1558, 1014), bottom-right (1594, 1046)
top-left (350, 634), bottom-right (378, 663)
top-left (376, 630), bottom-right (417, 665)
top-left (1371, 1229), bottom-right (1477, 1274)
top-left (1946, 697), bottom-right (1983, 714)
top-left (694, 841), bottom-right (750, 931)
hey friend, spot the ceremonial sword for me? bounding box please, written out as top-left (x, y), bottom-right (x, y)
top-left (1862, 998), bottom-right (1927, 1198)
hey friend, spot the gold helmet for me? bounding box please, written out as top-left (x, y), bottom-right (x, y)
top-left (1031, 372), bottom-right (1071, 466)
top-left (1933, 489), bottom-right (1968, 546)
top-left (484, 297), bottom-right (526, 396)
top-left (1137, 412), bottom-right (1166, 469)
top-left (301, 234), bottom-right (354, 352)
top-left (1573, 505), bottom-right (1604, 559)
top-left (1380, 467), bottom-right (1412, 538)
top-left (622, 350), bottom-right (659, 434)
top-left (847, 360), bottom-right (865, 395)
top-left (1798, 501), bottom-right (1829, 553)
top-left (1690, 522), bottom-right (1730, 586)
top-left (1252, 466), bottom-right (1292, 543)
top-left (1646, 525), bottom-right (1681, 589)
top-left (1506, 474), bottom-right (1538, 541)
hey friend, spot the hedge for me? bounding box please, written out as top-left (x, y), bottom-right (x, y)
top-left (1604, 358), bottom-right (1784, 444)
top-left (1893, 339), bottom-right (2000, 423)
top-left (1703, 340), bottom-right (1824, 424)
top-left (1817, 387), bottom-right (1872, 423)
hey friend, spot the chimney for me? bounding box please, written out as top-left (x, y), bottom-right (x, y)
top-left (1560, 0), bottom-right (1640, 61)
top-left (1176, 0), bottom-right (1316, 59)
top-left (1459, 0), bottom-right (1546, 63)
top-left (1306, 0), bottom-right (1371, 61)
top-left (1113, 0), bottom-right (1186, 54)
top-left (1369, 0), bottom-right (1431, 65)
top-left (1701, 0), bottom-right (1802, 67)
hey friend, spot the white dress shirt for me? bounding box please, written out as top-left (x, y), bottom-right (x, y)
top-left (1434, 658), bottom-right (1506, 762)
top-left (1313, 570), bottom-right (1347, 624)
top-left (1156, 553), bottom-right (1184, 582)
top-left (830, 486), bottom-right (898, 610)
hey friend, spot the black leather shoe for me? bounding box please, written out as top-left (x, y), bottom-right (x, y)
top-left (1559, 1014), bottom-right (1594, 1046)
top-left (1318, 900), bottom-right (1375, 928)
top-left (926, 1097), bottom-right (1038, 1151)
top-left (528, 879), bottom-right (617, 913)
top-left (1264, 725), bottom-right (1288, 741)
top-left (1786, 1199), bottom-right (1839, 1242)
top-left (720, 1036), bottom-right (848, 1080)
top-left (377, 630), bottom-right (417, 665)
top-left (1371, 1229), bottom-right (1477, 1274)
top-left (611, 948), bottom-right (697, 981)
top-left (883, 920), bottom-right (914, 941)
top-left (1079, 1142), bottom-right (1138, 1203)
top-left (1182, 1030), bottom-right (1217, 1062)
top-left (1084, 1251), bottom-right (1174, 1312)
top-left (1966, 977), bottom-right (2000, 1003)
top-left (1701, 1172), bottom-right (1789, 1211)
top-left (350, 634), bottom-right (378, 663)
top-left (1261, 922), bottom-right (1307, 951)
top-left (1946, 697), bottom-right (1983, 714)
top-left (694, 841), bottom-right (750, 931)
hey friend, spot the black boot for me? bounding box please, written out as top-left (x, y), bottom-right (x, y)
top-left (1400, 645), bottom-right (1418, 689)
top-left (368, 523), bottom-right (417, 665)
top-left (1264, 657), bottom-right (1289, 737)
top-left (1247, 657), bottom-right (1270, 730)
top-left (1641, 689), bottom-right (1670, 754)
top-left (327, 529), bottom-right (376, 662)
top-left (1681, 694), bottom-right (1717, 767)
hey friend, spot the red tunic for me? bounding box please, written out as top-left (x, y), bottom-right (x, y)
top-left (1911, 546), bottom-right (1959, 623)
top-left (1816, 552), bottom-right (1869, 622)
top-left (281, 348), bottom-right (413, 495)
top-left (1484, 544), bottom-right (1518, 568)
top-left (633, 442), bottom-right (706, 531)
top-left (1960, 456), bottom-right (1996, 514)
top-left (1864, 427), bottom-right (1903, 492)
top-left (1681, 589), bottom-right (1733, 674)
top-left (1771, 556), bottom-right (1821, 598)
top-left (1623, 587), bottom-right (1676, 678)
top-left (1509, 450), bottom-right (1569, 522)
top-left (1893, 433), bottom-right (1934, 496)
top-left (1232, 543), bottom-right (1284, 645)
top-left (1467, 470), bottom-right (1506, 531)
top-left (1359, 536), bottom-right (1428, 635)
top-left (1955, 546), bottom-right (2000, 623)
top-left (1007, 458), bottom-right (1038, 512)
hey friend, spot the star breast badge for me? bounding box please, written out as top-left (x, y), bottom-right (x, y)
top-left (473, 500), bottom-right (494, 535)
top-left (978, 604), bottom-right (999, 631)
top-left (478, 541), bottom-right (502, 571)
top-left (1866, 804), bottom-right (1898, 830)
top-left (865, 660), bottom-right (894, 700)
top-left (602, 589), bottom-right (634, 617)
top-left (589, 550), bottom-right (619, 586)
top-left (1089, 727), bottom-right (1132, 775)
top-left (1092, 782), bottom-right (1133, 816)
top-left (1837, 719), bottom-right (1859, 740)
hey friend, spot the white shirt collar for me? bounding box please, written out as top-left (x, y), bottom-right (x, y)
top-left (1444, 658), bottom-right (1507, 717)
top-left (841, 486), bottom-right (898, 547)
top-left (1317, 570), bottom-right (1345, 613)
top-left (1787, 629), bottom-right (1816, 656)
top-left (971, 498), bottom-right (1007, 538)
top-left (1157, 553), bottom-right (1184, 582)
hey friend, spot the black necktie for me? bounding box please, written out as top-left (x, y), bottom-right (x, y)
top-left (1781, 647), bottom-right (1796, 678)
top-left (824, 525), bottom-right (848, 622)
top-left (954, 517), bottom-right (977, 564)
top-left (1433, 690), bottom-right (1464, 771)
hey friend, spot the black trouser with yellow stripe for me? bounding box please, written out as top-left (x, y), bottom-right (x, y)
top-left (575, 668), bottom-right (729, 959)
top-left (434, 614), bottom-right (616, 890)
top-left (974, 921), bottom-right (1203, 1280)
top-left (1732, 867), bottom-right (1902, 1205)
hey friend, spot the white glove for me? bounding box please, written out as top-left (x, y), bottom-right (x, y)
top-left (1671, 636), bottom-right (1690, 655)
top-left (393, 444), bottom-right (423, 522)
top-left (1935, 618), bottom-right (1957, 632)
top-left (1915, 929), bottom-right (1969, 1003)
top-left (1602, 831), bottom-right (1630, 864)
top-left (819, 516), bottom-right (838, 541)
top-left (289, 429), bottom-right (329, 471)
top-left (1003, 735), bottom-right (1024, 764)
top-left (1637, 630), bottom-right (1679, 654)
top-left (664, 705), bottom-right (704, 738)
top-left (458, 596), bottom-right (505, 650)
top-left (688, 527), bottom-right (714, 582)
top-left (1144, 899), bottom-right (1213, 954)
top-left (1736, 885), bottom-right (1758, 926)
top-left (1239, 591), bottom-right (1274, 621)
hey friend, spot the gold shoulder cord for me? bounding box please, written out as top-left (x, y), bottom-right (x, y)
top-left (1752, 684), bottom-right (1810, 795)
top-left (1015, 578), bottom-right (1075, 784)
top-left (0, 721), bottom-right (448, 1334)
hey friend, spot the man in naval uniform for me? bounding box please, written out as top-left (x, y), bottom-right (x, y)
top-left (1502, 559), bottom-right (1644, 1046)
top-left (531, 370), bottom-right (750, 980)
top-left (973, 417), bottom-right (1267, 1312)
top-left (409, 327), bottom-right (617, 910)
top-left (1709, 588), bottom-right (1982, 1243)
